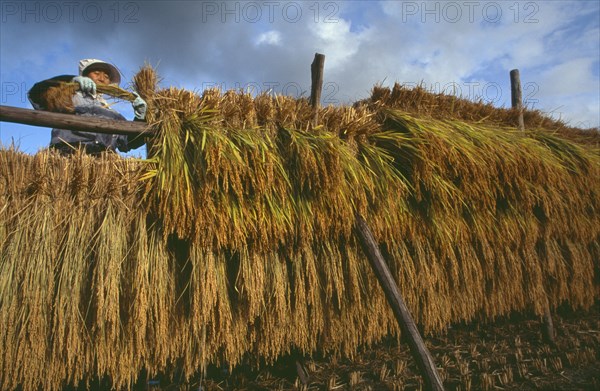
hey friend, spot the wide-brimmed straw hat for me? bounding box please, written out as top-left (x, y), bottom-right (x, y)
top-left (78, 59), bottom-right (121, 85)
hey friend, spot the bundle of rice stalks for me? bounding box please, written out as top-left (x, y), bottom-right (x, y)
top-left (42, 82), bottom-right (137, 113)
top-left (0, 66), bottom-right (598, 390)
top-left (362, 83), bottom-right (600, 145)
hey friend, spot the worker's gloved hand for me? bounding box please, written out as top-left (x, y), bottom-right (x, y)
top-left (132, 92), bottom-right (147, 120)
top-left (73, 76), bottom-right (96, 97)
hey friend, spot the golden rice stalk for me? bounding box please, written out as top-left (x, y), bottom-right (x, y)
top-left (133, 64), bottom-right (160, 127)
top-left (41, 82), bottom-right (137, 113)
top-left (44, 83), bottom-right (78, 113)
top-left (97, 83), bottom-right (137, 101)
top-left (364, 82), bottom-right (600, 144)
top-left (133, 64), bottom-right (159, 103)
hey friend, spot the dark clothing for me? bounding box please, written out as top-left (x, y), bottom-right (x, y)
top-left (50, 105), bottom-right (129, 152)
top-left (28, 75), bottom-right (144, 153)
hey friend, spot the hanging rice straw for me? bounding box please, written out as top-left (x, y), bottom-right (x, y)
top-left (0, 65), bottom-right (598, 391)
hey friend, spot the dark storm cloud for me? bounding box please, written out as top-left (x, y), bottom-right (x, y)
top-left (0, 1), bottom-right (298, 83)
top-left (109, 1), bottom-right (334, 96)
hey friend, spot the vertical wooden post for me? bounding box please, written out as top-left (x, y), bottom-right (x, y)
top-left (292, 53), bottom-right (327, 386)
top-left (310, 53), bottom-right (325, 125)
top-left (511, 69), bottom-right (556, 344)
top-left (309, 53), bottom-right (443, 388)
top-left (542, 298), bottom-right (556, 345)
top-left (512, 69), bottom-right (557, 343)
top-left (510, 69), bottom-right (525, 130)
top-left (355, 214), bottom-right (445, 391)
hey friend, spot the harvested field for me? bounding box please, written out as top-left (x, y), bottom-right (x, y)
top-left (147, 305), bottom-right (599, 390)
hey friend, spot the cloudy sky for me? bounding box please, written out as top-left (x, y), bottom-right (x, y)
top-left (1, 0), bottom-right (599, 154)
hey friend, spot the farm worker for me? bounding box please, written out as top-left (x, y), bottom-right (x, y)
top-left (28, 58), bottom-right (147, 155)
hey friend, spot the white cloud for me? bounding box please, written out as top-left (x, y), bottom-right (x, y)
top-left (309, 18), bottom-right (366, 70)
top-left (538, 58), bottom-right (598, 96)
top-left (255, 30), bottom-right (281, 46)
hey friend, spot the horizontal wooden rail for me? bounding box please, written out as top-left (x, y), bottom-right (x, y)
top-left (0, 105), bottom-right (151, 136)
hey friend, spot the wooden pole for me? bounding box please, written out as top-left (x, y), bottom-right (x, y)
top-left (355, 214), bottom-right (445, 391)
top-left (511, 71), bottom-right (556, 343)
top-left (310, 53), bottom-right (325, 125)
top-left (0, 105), bottom-right (150, 136)
top-left (291, 53), bottom-right (327, 385)
top-left (542, 300), bottom-right (556, 345)
top-left (510, 69), bottom-right (525, 130)
top-left (510, 71), bottom-right (556, 344)
top-left (510, 68), bottom-right (556, 343)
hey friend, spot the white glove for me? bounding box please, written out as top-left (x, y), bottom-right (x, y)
top-left (73, 76), bottom-right (96, 97)
top-left (132, 92), bottom-right (147, 120)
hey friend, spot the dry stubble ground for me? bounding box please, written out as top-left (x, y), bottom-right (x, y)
top-left (74, 303), bottom-right (598, 391)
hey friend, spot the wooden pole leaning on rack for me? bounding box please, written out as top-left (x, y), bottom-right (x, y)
top-left (355, 215), bottom-right (445, 391)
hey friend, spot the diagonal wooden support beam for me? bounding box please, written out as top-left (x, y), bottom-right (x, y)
top-left (355, 213), bottom-right (445, 391)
